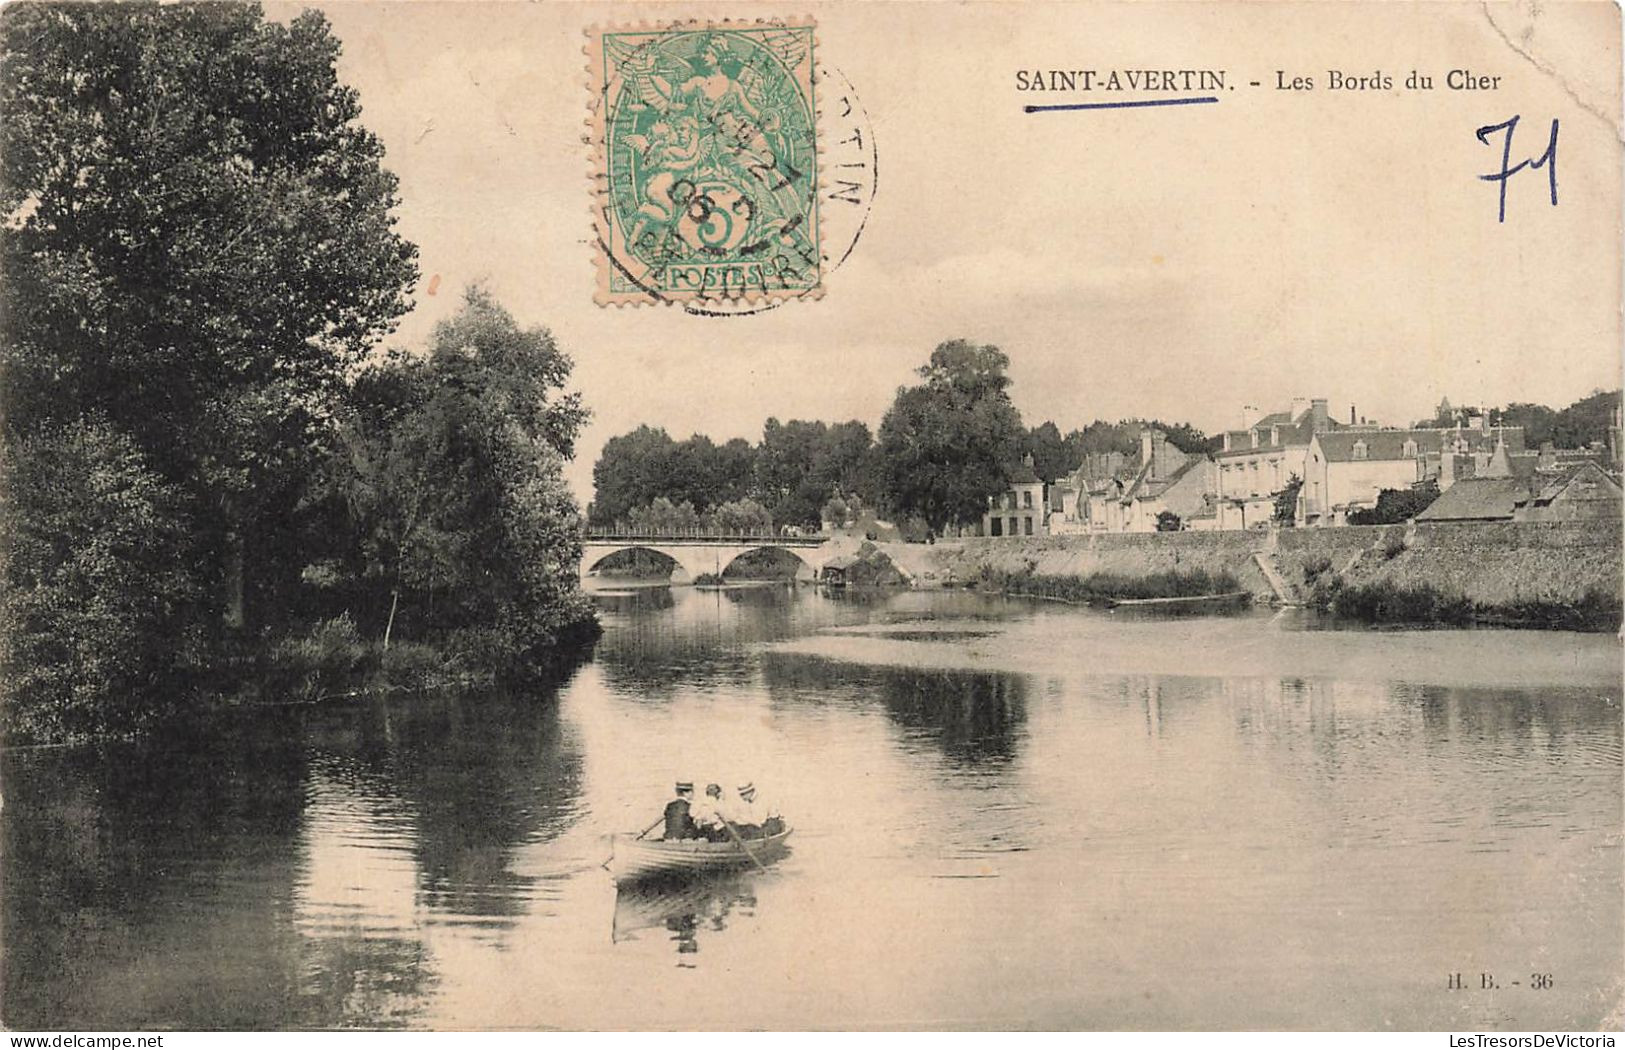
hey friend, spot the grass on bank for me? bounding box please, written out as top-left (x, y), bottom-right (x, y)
top-left (989, 567), bottom-right (1244, 604)
top-left (1311, 578), bottom-right (1622, 632)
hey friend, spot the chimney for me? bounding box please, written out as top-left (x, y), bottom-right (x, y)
top-left (1440, 448), bottom-right (1455, 490)
top-left (1310, 398), bottom-right (1330, 432)
top-left (1222, 432), bottom-right (1232, 452)
top-left (1290, 397), bottom-right (1309, 421)
top-left (1350, 405), bottom-right (1357, 425)
top-left (1151, 430), bottom-right (1169, 478)
top-left (1140, 428), bottom-right (1153, 468)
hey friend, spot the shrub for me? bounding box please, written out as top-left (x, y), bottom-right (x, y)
top-left (376, 642), bottom-right (462, 690)
top-left (1001, 569), bottom-right (1242, 603)
top-left (1381, 532), bottom-right (1408, 560)
top-left (1327, 581), bottom-right (1473, 625)
top-left (1302, 554), bottom-right (1334, 585)
top-left (269, 614), bottom-right (370, 701)
top-left (1, 420), bottom-right (204, 743)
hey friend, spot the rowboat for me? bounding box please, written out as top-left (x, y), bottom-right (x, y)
top-left (608, 827), bottom-right (793, 883)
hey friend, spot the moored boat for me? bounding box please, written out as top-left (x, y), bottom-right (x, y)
top-left (1105, 590), bottom-right (1252, 611)
top-left (609, 827), bottom-right (793, 882)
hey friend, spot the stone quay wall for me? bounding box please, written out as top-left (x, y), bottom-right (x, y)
top-left (898, 520), bottom-right (1623, 610)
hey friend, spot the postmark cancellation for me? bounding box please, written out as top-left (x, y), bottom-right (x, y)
top-left (587, 18), bottom-right (821, 308)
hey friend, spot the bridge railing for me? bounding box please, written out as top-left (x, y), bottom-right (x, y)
top-left (585, 525), bottom-right (826, 543)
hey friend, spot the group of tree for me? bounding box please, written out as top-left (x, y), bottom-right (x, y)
top-left (590, 419), bottom-right (882, 531)
top-left (616, 496), bottom-right (775, 535)
top-left (1, 5), bottom-right (595, 743)
top-left (593, 338), bottom-right (1213, 537)
top-left (1418, 390), bottom-right (1622, 449)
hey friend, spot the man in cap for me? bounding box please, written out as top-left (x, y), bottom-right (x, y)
top-left (662, 781), bottom-right (697, 840)
top-left (741, 782), bottom-right (784, 837)
top-left (725, 782), bottom-right (765, 839)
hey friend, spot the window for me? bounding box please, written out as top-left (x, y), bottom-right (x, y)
top-left (1023, 516), bottom-right (1034, 536)
top-left (1402, 439), bottom-right (1418, 457)
top-left (1023, 490), bottom-right (1033, 509)
top-left (1009, 517), bottom-right (1018, 535)
top-left (990, 517), bottom-right (1003, 537)
top-left (1352, 440), bottom-right (1368, 461)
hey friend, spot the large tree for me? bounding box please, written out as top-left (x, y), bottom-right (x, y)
top-left (876, 340), bottom-right (1025, 533)
top-left (329, 289), bottom-right (594, 676)
top-left (1, 2), bottom-right (419, 630)
top-left (1025, 421), bottom-right (1074, 482)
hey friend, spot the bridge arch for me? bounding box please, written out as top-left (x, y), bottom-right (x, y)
top-left (717, 545), bottom-right (817, 582)
top-left (582, 545), bottom-right (688, 582)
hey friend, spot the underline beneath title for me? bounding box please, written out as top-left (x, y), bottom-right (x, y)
top-left (1022, 96), bottom-right (1221, 113)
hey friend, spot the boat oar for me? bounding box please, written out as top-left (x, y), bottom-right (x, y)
top-left (719, 817), bottom-right (768, 872)
top-left (634, 814), bottom-right (666, 841)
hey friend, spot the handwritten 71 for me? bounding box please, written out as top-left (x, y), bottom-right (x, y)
top-left (1477, 115), bottom-right (1559, 223)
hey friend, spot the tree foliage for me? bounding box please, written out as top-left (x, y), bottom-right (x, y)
top-left (591, 417), bottom-right (878, 529)
top-left (326, 289), bottom-right (596, 678)
top-left (1, 420), bottom-right (202, 742)
top-left (1420, 391), bottom-right (1620, 450)
top-left (1346, 481), bottom-right (1440, 526)
top-left (1274, 473), bottom-right (1303, 525)
top-left (1, 1), bottom-right (419, 635)
top-left (876, 340), bottom-right (1026, 533)
top-left (0, 2), bottom-right (437, 738)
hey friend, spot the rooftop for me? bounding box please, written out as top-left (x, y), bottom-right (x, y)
top-left (1414, 476), bottom-right (1531, 522)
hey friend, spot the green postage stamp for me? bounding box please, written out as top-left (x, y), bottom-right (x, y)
top-left (588, 19), bottom-right (821, 309)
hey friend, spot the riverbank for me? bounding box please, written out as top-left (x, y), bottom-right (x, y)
top-left (985, 567), bottom-right (1243, 606)
top-left (895, 520), bottom-right (1623, 631)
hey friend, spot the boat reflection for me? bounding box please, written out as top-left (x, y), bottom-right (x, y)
top-left (611, 871), bottom-right (766, 956)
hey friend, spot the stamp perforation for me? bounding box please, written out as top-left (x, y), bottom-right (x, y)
top-left (584, 15), bottom-right (826, 312)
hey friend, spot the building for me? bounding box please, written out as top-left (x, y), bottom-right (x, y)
top-left (1301, 423), bottom-right (1524, 525)
top-left (1119, 449), bottom-right (1216, 532)
top-left (1045, 477), bottom-right (1085, 534)
top-left (1066, 428), bottom-right (1216, 533)
top-left (1063, 451), bottom-right (1136, 533)
top-left (982, 454), bottom-right (1046, 538)
top-left (1417, 459), bottom-right (1621, 524)
top-left (1213, 397), bottom-right (1339, 530)
top-left (1517, 462), bottom-right (1623, 522)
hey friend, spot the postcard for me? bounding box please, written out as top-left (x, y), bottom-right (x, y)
top-left (0, 0), bottom-right (1619, 1035)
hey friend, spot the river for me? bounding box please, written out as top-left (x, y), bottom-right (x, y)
top-left (3, 585), bottom-right (1619, 1030)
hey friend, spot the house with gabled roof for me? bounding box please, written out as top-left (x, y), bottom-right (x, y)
top-left (1516, 461), bottom-right (1622, 522)
top-left (1301, 423), bottom-right (1524, 525)
top-left (1416, 458), bottom-right (1620, 524)
top-left (1214, 397), bottom-right (1339, 529)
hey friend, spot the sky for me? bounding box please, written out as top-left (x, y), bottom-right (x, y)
top-left (272, 1), bottom-right (1624, 500)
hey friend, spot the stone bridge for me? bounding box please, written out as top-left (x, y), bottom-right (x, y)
top-left (581, 533), bottom-right (834, 583)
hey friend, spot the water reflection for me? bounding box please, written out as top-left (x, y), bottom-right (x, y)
top-left (3, 588), bottom-right (1619, 1030)
top-left (759, 652), bottom-right (1029, 766)
top-left (300, 689), bottom-right (585, 927)
top-left (612, 873), bottom-right (761, 958)
top-left (875, 667), bottom-right (1028, 765)
top-left (1, 714), bottom-right (311, 1029)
